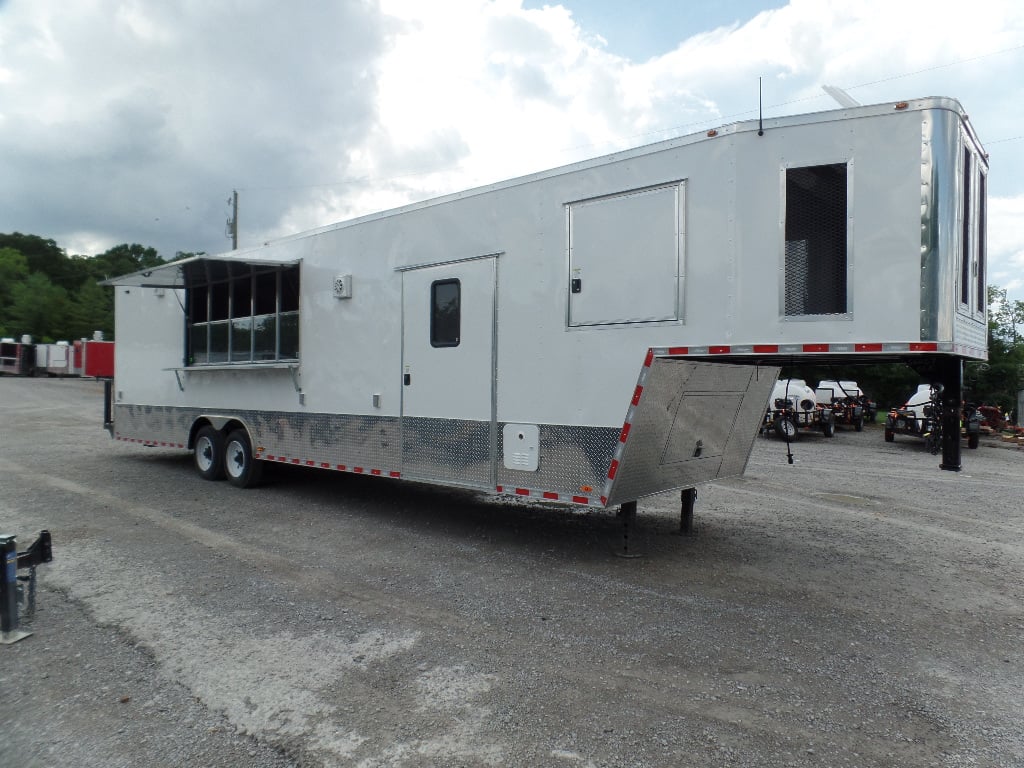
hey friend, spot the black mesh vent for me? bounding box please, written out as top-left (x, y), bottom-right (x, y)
top-left (784, 163), bottom-right (848, 316)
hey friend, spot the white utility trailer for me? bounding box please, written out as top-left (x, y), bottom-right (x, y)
top-left (103, 96), bottom-right (988, 522)
top-left (35, 342), bottom-right (73, 377)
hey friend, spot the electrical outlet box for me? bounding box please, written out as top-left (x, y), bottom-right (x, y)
top-left (333, 274), bottom-right (353, 299)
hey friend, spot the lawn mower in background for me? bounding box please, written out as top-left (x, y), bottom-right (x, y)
top-left (884, 384), bottom-right (982, 452)
top-left (815, 380), bottom-right (870, 431)
top-left (764, 379), bottom-right (836, 440)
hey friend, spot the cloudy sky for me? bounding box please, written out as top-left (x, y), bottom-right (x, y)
top-left (2, 0), bottom-right (1023, 296)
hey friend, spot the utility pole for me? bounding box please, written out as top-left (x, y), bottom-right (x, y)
top-left (226, 190), bottom-right (239, 249)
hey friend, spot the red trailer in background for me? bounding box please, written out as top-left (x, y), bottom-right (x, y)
top-left (73, 339), bottom-right (115, 378)
top-left (0, 339), bottom-right (35, 376)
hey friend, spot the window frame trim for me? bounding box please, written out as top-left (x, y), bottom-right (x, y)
top-left (429, 278), bottom-right (462, 348)
top-left (778, 158), bottom-right (855, 322)
top-left (183, 259), bottom-right (301, 367)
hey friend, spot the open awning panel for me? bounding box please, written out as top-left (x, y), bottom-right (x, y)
top-left (100, 255), bottom-right (301, 288)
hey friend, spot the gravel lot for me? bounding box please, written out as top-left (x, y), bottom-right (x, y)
top-left (1, 376), bottom-right (1022, 768)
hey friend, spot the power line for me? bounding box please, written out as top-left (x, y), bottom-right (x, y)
top-left (234, 41), bottom-right (1024, 195)
top-left (236, 166), bottom-right (458, 194)
top-left (841, 42), bottom-right (1024, 92)
top-left (612, 41), bottom-right (1024, 150)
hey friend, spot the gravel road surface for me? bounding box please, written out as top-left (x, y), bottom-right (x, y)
top-left (1, 377), bottom-right (1022, 767)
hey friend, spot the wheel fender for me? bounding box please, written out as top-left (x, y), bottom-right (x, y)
top-left (201, 415), bottom-right (236, 432)
top-left (190, 414), bottom-right (255, 446)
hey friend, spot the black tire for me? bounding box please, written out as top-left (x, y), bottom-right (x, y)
top-left (194, 425), bottom-right (225, 481)
top-left (854, 415), bottom-right (864, 432)
top-left (774, 417), bottom-right (798, 440)
top-left (967, 433), bottom-right (979, 450)
top-left (822, 419), bottom-right (835, 438)
top-left (884, 428), bottom-right (894, 443)
top-left (224, 429), bottom-right (263, 488)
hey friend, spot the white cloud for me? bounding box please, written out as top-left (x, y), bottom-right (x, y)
top-left (0, 0), bottom-right (1022, 296)
top-left (989, 195), bottom-right (1024, 294)
top-left (0, 0), bottom-right (387, 254)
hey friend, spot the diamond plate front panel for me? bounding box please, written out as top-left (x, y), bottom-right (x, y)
top-left (954, 313), bottom-right (987, 354)
top-left (114, 404), bottom-right (201, 445)
top-left (496, 424), bottom-right (619, 497)
top-left (114, 405), bottom-right (401, 471)
top-left (115, 404), bottom-right (623, 499)
top-left (250, 411), bottom-right (401, 471)
top-left (606, 360), bottom-right (778, 505)
top-left (400, 417), bottom-right (492, 488)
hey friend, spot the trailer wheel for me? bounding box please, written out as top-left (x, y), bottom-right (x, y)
top-left (194, 426), bottom-right (226, 481)
top-left (225, 429), bottom-right (263, 488)
top-left (822, 419), bottom-right (835, 438)
top-left (884, 428), bottom-right (894, 443)
top-left (967, 433), bottom-right (979, 450)
top-left (774, 417), bottom-right (797, 440)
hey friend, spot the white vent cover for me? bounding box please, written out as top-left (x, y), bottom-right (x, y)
top-left (333, 274), bottom-right (353, 299)
top-left (502, 424), bottom-right (539, 471)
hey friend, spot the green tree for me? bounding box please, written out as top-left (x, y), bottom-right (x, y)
top-left (68, 277), bottom-right (114, 340)
top-left (0, 247), bottom-right (30, 334)
top-left (964, 286), bottom-right (1024, 414)
top-left (90, 243), bottom-right (165, 281)
top-left (6, 272), bottom-right (71, 342)
top-left (986, 285), bottom-right (1024, 346)
top-left (0, 232), bottom-right (85, 292)
top-left (0, 234), bottom-right (172, 341)
top-left (0, 247), bottom-right (28, 291)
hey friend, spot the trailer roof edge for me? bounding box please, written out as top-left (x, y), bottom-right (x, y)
top-left (100, 255), bottom-right (301, 288)
top-left (204, 96), bottom-right (971, 259)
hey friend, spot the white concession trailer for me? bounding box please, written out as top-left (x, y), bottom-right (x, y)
top-left (103, 96), bottom-right (988, 518)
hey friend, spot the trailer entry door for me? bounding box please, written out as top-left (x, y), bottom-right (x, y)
top-left (400, 256), bottom-right (497, 488)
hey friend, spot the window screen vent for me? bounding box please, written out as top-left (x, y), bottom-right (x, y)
top-left (784, 163), bottom-right (848, 316)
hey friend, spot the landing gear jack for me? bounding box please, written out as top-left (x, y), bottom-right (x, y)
top-left (908, 356), bottom-right (964, 472)
top-left (615, 487), bottom-right (698, 557)
top-left (938, 357), bottom-right (963, 472)
top-left (616, 501), bottom-right (642, 558)
top-left (678, 487), bottom-right (697, 536)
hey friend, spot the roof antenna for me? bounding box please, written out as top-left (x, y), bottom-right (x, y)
top-left (758, 77), bottom-right (764, 136)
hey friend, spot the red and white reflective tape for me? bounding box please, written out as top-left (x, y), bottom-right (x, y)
top-left (260, 453), bottom-right (401, 479)
top-left (600, 339), bottom-right (986, 503)
top-left (647, 340), bottom-right (983, 357)
top-left (115, 435), bottom-right (186, 449)
top-left (495, 485), bottom-right (604, 507)
top-left (601, 347), bottom-right (658, 500)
